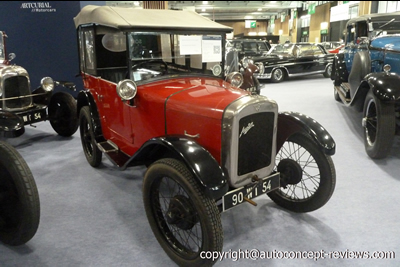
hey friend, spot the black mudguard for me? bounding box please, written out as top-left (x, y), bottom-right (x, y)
top-left (277, 112), bottom-right (336, 156)
top-left (125, 136), bottom-right (229, 200)
top-left (77, 90), bottom-right (104, 141)
top-left (0, 111), bottom-right (25, 138)
top-left (364, 72), bottom-right (400, 102)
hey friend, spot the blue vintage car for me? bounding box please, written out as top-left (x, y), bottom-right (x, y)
top-left (331, 12), bottom-right (400, 159)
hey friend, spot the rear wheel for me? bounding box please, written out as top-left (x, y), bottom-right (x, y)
top-left (271, 68), bottom-right (285, 83)
top-left (324, 64), bottom-right (332, 78)
top-left (143, 158), bottom-right (222, 266)
top-left (268, 133), bottom-right (336, 212)
top-left (362, 90), bottom-right (395, 159)
top-left (0, 141), bottom-right (40, 246)
top-left (79, 106), bottom-right (102, 167)
top-left (48, 92), bottom-right (79, 137)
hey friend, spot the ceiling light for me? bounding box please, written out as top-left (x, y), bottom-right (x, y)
top-left (258, 8), bottom-right (262, 11)
top-left (202, 1), bottom-right (208, 4)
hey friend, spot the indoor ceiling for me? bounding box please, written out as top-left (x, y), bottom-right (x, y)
top-left (168, 1), bottom-right (304, 21)
top-left (106, 1), bottom-right (306, 21)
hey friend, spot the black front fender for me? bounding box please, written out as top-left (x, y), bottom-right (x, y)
top-left (364, 72), bottom-right (400, 102)
top-left (77, 90), bottom-right (104, 140)
top-left (125, 136), bottom-right (229, 200)
top-left (277, 112), bottom-right (336, 156)
top-left (0, 111), bottom-right (25, 137)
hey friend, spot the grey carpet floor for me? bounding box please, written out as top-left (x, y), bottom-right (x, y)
top-left (1, 75), bottom-right (399, 266)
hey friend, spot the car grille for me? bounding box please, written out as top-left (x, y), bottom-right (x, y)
top-left (3, 76), bottom-right (32, 109)
top-left (238, 112), bottom-right (274, 175)
top-left (222, 95), bottom-right (278, 188)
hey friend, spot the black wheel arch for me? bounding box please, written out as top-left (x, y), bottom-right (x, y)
top-left (77, 91), bottom-right (104, 141)
top-left (277, 112), bottom-right (336, 156)
top-left (125, 136), bottom-right (229, 200)
top-left (0, 111), bottom-right (25, 138)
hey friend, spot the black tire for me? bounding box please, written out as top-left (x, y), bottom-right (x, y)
top-left (143, 158), bottom-right (222, 266)
top-left (48, 92), bottom-right (79, 137)
top-left (267, 133), bottom-right (336, 213)
top-left (79, 106), bottom-right (102, 167)
top-left (271, 68), bottom-right (285, 83)
top-left (362, 90), bottom-right (395, 159)
top-left (324, 64), bottom-right (332, 78)
top-left (0, 141), bottom-right (40, 246)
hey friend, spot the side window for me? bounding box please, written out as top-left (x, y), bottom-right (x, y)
top-left (347, 25), bottom-right (355, 44)
top-left (312, 45), bottom-right (323, 55)
top-left (78, 28), bottom-right (96, 75)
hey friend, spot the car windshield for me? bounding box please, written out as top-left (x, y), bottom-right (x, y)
top-left (267, 44), bottom-right (294, 56)
top-left (124, 32), bottom-right (224, 82)
top-left (0, 32), bottom-right (4, 61)
top-left (371, 20), bottom-right (400, 36)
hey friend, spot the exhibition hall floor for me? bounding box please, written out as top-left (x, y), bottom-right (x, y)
top-left (1, 75), bottom-right (399, 266)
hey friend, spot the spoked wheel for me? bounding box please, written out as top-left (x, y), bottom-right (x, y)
top-left (48, 92), bottom-right (79, 137)
top-left (0, 141), bottom-right (40, 246)
top-left (143, 158), bottom-right (222, 266)
top-left (362, 90), bottom-right (395, 159)
top-left (267, 133), bottom-right (336, 212)
top-left (79, 106), bottom-right (102, 167)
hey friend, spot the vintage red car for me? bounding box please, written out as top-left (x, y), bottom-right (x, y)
top-left (74, 5), bottom-right (336, 266)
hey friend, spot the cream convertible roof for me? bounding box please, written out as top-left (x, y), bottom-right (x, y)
top-left (74, 5), bottom-right (233, 33)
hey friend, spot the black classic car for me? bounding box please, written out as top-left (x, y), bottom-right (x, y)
top-left (331, 11), bottom-right (400, 159)
top-left (253, 42), bottom-right (334, 83)
top-left (0, 31), bottom-right (78, 138)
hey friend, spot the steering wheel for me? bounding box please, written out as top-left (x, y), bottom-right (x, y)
top-left (131, 59), bottom-right (168, 74)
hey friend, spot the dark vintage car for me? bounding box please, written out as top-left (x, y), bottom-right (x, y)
top-left (331, 11), bottom-right (400, 159)
top-left (74, 5), bottom-right (336, 266)
top-left (252, 42), bottom-right (334, 83)
top-left (229, 38), bottom-right (271, 59)
top-left (0, 31), bottom-right (78, 138)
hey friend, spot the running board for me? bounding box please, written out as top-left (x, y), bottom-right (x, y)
top-left (97, 141), bottom-right (130, 168)
top-left (335, 83), bottom-right (351, 103)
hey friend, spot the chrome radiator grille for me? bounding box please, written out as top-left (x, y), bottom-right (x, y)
top-left (222, 95), bottom-right (278, 188)
top-left (3, 76), bottom-right (32, 109)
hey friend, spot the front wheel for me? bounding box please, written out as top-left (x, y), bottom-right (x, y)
top-left (79, 106), bottom-right (102, 167)
top-left (362, 90), bottom-right (395, 159)
top-left (48, 92), bottom-right (79, 137)
top-left (267, 133), bottom-right (336, 212)
top-left (143, 158), bottom-right (222, 266)
top-left (0, 141), bottom-right (40, 246)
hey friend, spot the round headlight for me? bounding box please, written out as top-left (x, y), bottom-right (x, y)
top-left (225, 72), bottom-right (243, 88)
top-left (117, 79), bottom-right (137, 100)
top-left (256, 63), bottom-right (265, 74)
top-left (242, 57), bottom-right (254, 68)
top-left (41, 77), bottom-right (54, 92)
top-left (383, 64), bottom-right (391, 74)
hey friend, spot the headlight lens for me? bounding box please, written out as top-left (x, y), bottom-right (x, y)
top-left (256, 63), bottom-right (265, 74)
top-left (117, 79), bottom-right (137, 100)
top-left (225, 72), bottom-right (243, 88)
top-left (242, 57), bottom-right (254, 68)
top-left (41, 77), bottom-right (54, 92)
top-left (383, 64), bottom-right (391, 73)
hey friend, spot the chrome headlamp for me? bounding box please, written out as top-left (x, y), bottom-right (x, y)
top-left (117, 79), bottom-right (137, 100)
top-left (41, 77), bottom-right (54, 92)
top-left (225, 72), bottom-right (243, 88)
top-left (242, 57), bottom-right (254, 68)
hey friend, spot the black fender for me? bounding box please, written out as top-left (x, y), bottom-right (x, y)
top-left (364, 72), bottom-right (400, 101)
top-left (77, 90), bottom-right (104, 141)
top-left (277, 112), bottom-right (336, 156)
top-left (332, 53), bottom-right (348, 84)
top-left (0, 111), bottom-right (25, 137)
top-left (125, 136), bottom-right (229, 200)
top-left (350, 72), bottom-right (400, 111)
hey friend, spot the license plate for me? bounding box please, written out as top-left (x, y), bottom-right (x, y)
top-left (222, 172), bottom-right (280, 212)
top-left (18, 109), bottom-right (47, 124)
